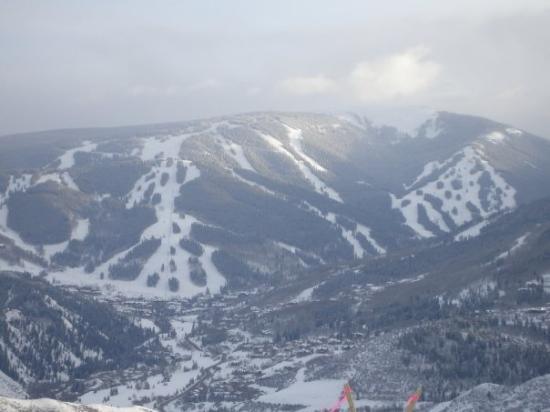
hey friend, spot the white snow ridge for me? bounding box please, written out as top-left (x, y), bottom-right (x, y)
top-left (393, 145), bottom-right (516, 238)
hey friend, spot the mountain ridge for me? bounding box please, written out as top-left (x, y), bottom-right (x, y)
top-left (1, 110), bottom-right (550, 299)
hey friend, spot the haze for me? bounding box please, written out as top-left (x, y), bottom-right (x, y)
top-left (1, 0), bottom-right (549, 137)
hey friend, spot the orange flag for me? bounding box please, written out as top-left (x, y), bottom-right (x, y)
top-left (344, 383), bottom-right (356, 412)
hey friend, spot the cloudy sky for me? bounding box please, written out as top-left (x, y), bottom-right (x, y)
top-left (1, 1), bottom-right (550, 136)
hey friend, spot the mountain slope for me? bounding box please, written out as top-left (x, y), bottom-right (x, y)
top-left (430, 374), bottom-right (550, 411)
top-left (0, 396), bottom-right (154, 412)
top-left (1, 111), bottom-right (549, 298)
top-left (0, 272), bottom-right (162, 393)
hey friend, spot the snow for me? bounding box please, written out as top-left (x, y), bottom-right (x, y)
top-left (57, 141), bottom-right (97, 170)
top-left (276, 241), bottom-right (298, 254)
top-left (420, 114), bottom-right (442, 139)
top-left (453, 279), bottom-right (497, 305)
top-left (299, 162), bottom-right (342, 202)
top-left (42, 242), bottom-right (69, 261)
top-left (0, 208), bottom-right (38, 256)
top-left (72, 218), bottom-right (90, 241)
top-left (304, 203), bottom-right (384, 257)
top-left (61, 172), bottom-right (80, 191)
top-left (0, 397), bottom-right (154, 412)
top-left (258, 131), bottom-right (343, 203)
top-left (333, 214), bottom-right (367, 258)
top-left (230, 170), bottom-right (278, 197)
top-left (486, 131), bottom-right (507, 144)
top-left (124, 155), bottom-right (224, 297)
top-left (356, 223), bottom-right (386, 254)
top-left (429, 401), bottom-right (452, 412)
top-left (284, 125), bottom-right (327, 172)
top-left (454, 220), bottom-right (490, 241)
top-left (336, 113), bottom-right (368, 130)
top-left (35, 171), bottom-right (80, 191)
top-left (50, 150), bottom-right (224, 299)
top-left (393, 145), bottom-right (516, 238)
top-left (0, 174), bottom-right (58, 260)
top-left (80, 315), bottom-right (213, 410)
top-left (136, 318), bottom-right (160, 333)
top-left (0, 371), bottom-right (26, 399)
top-left (216, 137), bottom-right (255, 171)
top-left (363, 106), bottom-right (437, 137)
top-left (139, 123), bottom-right (231, 163)
top-left (404, 157), bottom-right (453, 190)
top-left (505, 127), bottom-right (523, 136)
top-left (0, 175), bottom-right (32, 203)
top-left (35, 173), bottom-right (63, 186)
top-left (390, 194), bottom-right (434, 239)
top-left (139, 134), bottom-right (188, 162)
top-left (0, 172), bottom-right (91, 266)
top-left (0, 341), bottom-right (32, 384)
top-left (258, 374), bottom-right (347, 411)
top-left (42, 219), bottom-right (90, 262)
top-left (495, 232), bottom-right (530, 261)
top-left (292, 285), bottom-right (317, 303)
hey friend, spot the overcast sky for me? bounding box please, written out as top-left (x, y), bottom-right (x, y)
top-left (1, 1), bottom-right (550, 137)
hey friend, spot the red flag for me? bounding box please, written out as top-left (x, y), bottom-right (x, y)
top-left (405, 387), bottom-right (422, 412)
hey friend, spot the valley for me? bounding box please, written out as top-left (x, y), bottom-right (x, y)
top-left (1, 111), bottom-right (549, 411)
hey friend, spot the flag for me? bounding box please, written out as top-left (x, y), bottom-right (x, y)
top-left (329, 383), bottom-right (353, 412)
top-left (344, 383), bottom-right (357, 412)
top-left (405, 387), bottom-right (422, 412)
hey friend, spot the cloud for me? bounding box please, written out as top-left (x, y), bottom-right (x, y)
top-left (349, 46), bottom-right (441, 101)
top-left (128, 85), bottom-right (177, 97)
top-left (279, 75), bottom-right (338, 95)
top-left (278, 47), bottom-right (441, 103)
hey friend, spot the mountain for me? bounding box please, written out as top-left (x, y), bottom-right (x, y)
top-left (430, 374), bottom-right (550, 411)
top-left (1, 111), bottom-right (550, 299)
top-left (0, 396), bottom-right (154, 412)
top-left (0, 371), bottom-right (25, 399)
top-left (0, 272), bottom-right (163, 398)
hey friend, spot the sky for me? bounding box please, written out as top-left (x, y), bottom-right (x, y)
top-left (1, 0), bottom-right (550, 137)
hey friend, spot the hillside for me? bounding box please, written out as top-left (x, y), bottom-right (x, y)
top-left (0, 272), bottom-right (163, 398)
top-left (0, 396), bottom-right (154, 412)
top-left (1, 111), bottom-right (550, 299)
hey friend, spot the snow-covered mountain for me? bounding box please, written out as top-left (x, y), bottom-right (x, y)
top-left (0, 272), bottom-right (161, 391)
top-left (0, 396), bottom-right (154, 412)
top-left (430, 374), bottom-right (550, 411)
top-left (1, 111), bottom-right (550, 298)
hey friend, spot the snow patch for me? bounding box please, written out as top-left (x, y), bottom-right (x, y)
top-left (304, 204), bottom-right (384, 257)
top-left (0, 371), bottom-right (26, 398)
top-left (505, 127), bottom-right (523, 136)
top-left (258, 376), bottom-right (347, 412)
top-left (258, 131), bottom-right (343, 203)
top-left (216, 137), bottom-right (255, 171)
top-left (57, 141), bottom-right (97, 170)
top-left (283, 125), bottom-right (327, 172)
top-left (35, 172), bottom-right (81, 191)
top-left (393, 145), bottom-right (516, 238)
top-left (454, 220), bottom-right (490, 241)
top-left (364, 107), bottom-right (437, 137)
top-left (495, 233), bottom-right (530, 261)
top-left (292, 285), bottom-right (317, 303)
top-left (485, 131), bottom-right (506, 144)
top-left (42, 219), bottom-right (90, 262)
